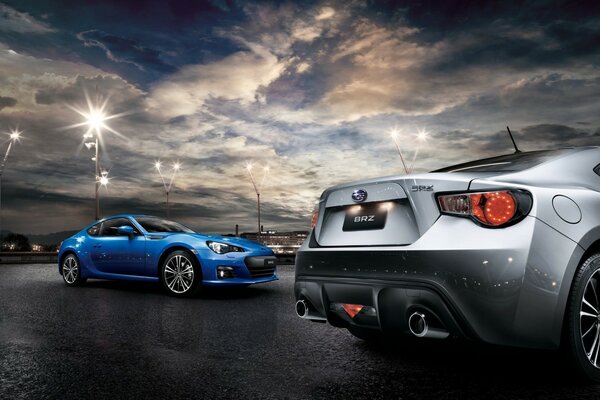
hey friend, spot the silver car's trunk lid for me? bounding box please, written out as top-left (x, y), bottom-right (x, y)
top-left (314, 172), bottom-right (492, 247)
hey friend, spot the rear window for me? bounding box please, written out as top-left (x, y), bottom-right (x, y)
top-left (433, 150), bottom-right (572, 173)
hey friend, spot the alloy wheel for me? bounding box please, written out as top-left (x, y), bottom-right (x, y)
top-left (580, 269), bottom-right (600, 368)
top-left (63, 256), bottom-right (78, 284)
top-left (163, 254), bottom-right (195, 294)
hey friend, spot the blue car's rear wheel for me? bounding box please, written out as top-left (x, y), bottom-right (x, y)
top-left (566, 252), bottom-right (600, 382)
top-left (160, 250), bottom-right (202, 297)
top-left (61, 254), bottom-right (86, 286)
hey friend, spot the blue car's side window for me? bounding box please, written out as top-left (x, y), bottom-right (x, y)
top-left (87, 223), bottom-right (101, 236)
top-left (99, 218), bottom-right (139, 237)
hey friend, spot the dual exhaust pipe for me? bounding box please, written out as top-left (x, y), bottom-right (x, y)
top-left (296, 299), bottom-right (449, 339)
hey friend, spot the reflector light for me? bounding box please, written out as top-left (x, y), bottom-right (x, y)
top-left (342, 303), bottom-right (364, 318)
top-left (310, 207), bottom-right (319, 229)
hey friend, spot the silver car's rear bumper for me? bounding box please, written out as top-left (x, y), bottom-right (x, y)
top-left (295, 215), bottom-right (584, 349)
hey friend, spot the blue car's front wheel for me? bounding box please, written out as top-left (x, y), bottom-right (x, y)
top-left (160, 250), bottom-right (202, 297)
top-left (61, 254), bottom-right (87, 287)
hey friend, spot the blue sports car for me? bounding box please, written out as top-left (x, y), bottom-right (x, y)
top-left (58, 215), bottom-right (278, 296)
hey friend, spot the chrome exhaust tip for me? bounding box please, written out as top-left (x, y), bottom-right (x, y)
top-left (295, 299), bottom-right (326, 321)
top-left (408, 311), bottom-right (450, 339)
top-left (408, 312), bottom-right (428, 337)
top-left (295, 300), bottom-right (308, 318)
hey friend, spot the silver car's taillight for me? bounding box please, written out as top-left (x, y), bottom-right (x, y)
top-left (437, 190), bottom-right (532, 228)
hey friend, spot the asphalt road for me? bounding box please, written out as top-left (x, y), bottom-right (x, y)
top-left (1, 264), bottom-right (599, 400)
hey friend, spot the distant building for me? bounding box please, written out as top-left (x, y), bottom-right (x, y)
top-left (31, 244), bottom-right (44, 252)
top-left (241, 231), bottom-right (308, 255)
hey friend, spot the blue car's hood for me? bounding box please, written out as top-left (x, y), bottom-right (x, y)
top-left (150, 232), bottom-right (271, 252)
top-left (195, 233), bottom-right (269, 251)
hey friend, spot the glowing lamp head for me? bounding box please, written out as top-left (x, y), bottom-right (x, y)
top-left (416, 129), bottom-right (429, 142)
top-left (86, 110), bottom-right (106, 130)
top-left (99, 176), bottom-right (109, 186)
top-left (246, 163), bottom-right (253, 171)
top-left (173, 162), bottom-right (181, 171)
top-left (9, 130), bottom-right (21, 141)
top-left (154, 161), bottom-right (162, 171)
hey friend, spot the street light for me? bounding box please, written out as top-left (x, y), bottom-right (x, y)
top-left (408, 128), bottom-right (429, 173)
top-left (246, 163), bottom-right (269, 239)
top-left (0, 128), bottom-right (22, 246)
top-left (389, 127), bottom-right (429, 174)
top-left (64, 88), bottom-right (125, 220)
top-left (155, 160), bottom-right (180, 217)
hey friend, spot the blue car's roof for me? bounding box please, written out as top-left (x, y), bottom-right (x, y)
top-left (81, 214), bottom-right (157, 230)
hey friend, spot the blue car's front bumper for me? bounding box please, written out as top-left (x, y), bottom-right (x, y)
top-left (198, 251), bottom-right (279, 286)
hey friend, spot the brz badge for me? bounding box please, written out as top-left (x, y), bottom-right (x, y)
top-left (411, 185), bottom-right (434, 192)
top-left (352, 189), bottom-right (368, 203)
top-left (354, 215), bottom-right (375, 222)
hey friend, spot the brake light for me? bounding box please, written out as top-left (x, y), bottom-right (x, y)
top-left (310, 207), bottom-right (319, 229)
top-left (438, 190), bottom-right (530, 227)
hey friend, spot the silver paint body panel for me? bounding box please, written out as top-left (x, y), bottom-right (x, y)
top-left (295, 147), bottom-right (600, 349)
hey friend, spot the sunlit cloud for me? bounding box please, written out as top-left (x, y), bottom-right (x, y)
top-left (0, 0), bottom-right (598, 236)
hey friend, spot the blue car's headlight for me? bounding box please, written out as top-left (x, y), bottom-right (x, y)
top-left (206, 241), bottom-right (245, 254)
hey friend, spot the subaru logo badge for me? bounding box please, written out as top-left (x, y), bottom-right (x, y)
top-left (352, 189), bottom-right (367, 203)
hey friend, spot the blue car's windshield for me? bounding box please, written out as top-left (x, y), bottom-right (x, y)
top-left (134, 216), bottom-right (195, 233)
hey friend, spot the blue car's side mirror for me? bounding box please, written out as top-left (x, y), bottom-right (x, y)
top-left (117, 225), bottom-right (136, 239)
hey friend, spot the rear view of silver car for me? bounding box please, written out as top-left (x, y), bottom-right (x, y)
top-left (294, 147), bottom-right (600, 381)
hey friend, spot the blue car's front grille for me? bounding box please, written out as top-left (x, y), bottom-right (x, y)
top-left (245, 256), bottom-right (277, 278)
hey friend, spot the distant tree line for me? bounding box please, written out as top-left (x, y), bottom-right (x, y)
top-left (1, 233), bottom-right (31, 251)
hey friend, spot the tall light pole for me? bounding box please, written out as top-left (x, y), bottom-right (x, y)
top-left (155, 160), bottom-right (180, 218)
top-left (0, 128), bottom-right (22, 246)
top-left (246, 163), bottom-right (269, 239)
top-left (389, 128), bottom-right (409, 174)
top-left (65, 88), bottom-right (124, 220)
top-left (84, 132), bottom-right (101, 219)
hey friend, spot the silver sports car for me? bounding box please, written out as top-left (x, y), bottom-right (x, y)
top-left (294, 146), bottom-right (600, 381)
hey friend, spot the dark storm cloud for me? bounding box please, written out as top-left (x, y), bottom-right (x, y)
top-left (0, 96), bottom-right (17, 110)
top-left (76, 30), bottom-right (175, 73)
top-left (480, 124), bottom-right (599, 153)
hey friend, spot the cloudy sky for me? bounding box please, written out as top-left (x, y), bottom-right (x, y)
top-left (0, 0), bottom-right (599, 235)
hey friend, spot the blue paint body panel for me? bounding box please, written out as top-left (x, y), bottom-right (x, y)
top-left (58, 214), bottom-right (278, 287)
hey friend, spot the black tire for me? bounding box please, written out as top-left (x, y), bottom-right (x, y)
top-left (61, 253), bottom-right (87, 286)
top-left (348, 325), bottom-right (383, 341)
top-left (160, 250), bottom-right (202, 297)
top-left (565, 252), bottom-right (600, 382)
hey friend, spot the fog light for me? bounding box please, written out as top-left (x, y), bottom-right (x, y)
top-left (217, 266), bottom-right (235, 279)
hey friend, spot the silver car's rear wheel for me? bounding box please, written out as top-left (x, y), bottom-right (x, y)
top-left (566, 252), bottom-right (600, 382)
top-left (160, 250), bottom-right (202, 297)
top-left (61, 254), bottom-right (86, 286)
top-left (580, 269), bottom-right (600, 367)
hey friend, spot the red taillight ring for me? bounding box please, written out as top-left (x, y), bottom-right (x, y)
top-left (437, 189), bottom-right (531, 228)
